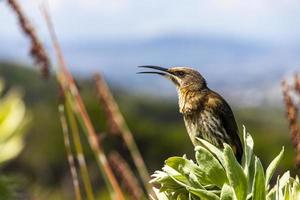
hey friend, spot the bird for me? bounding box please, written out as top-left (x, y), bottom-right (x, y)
top-left (138, 65), bottom-right (243, 162)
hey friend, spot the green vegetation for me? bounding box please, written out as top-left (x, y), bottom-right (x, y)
top-left (0, 62), bottom-right (298, 199)
top-left (151, 128), bottom-right (300, 200)
top-left (0, 77), bottom-right (29, 199)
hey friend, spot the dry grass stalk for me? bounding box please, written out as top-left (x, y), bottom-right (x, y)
top-left (94, 73), bottom-right (152, 195)
top-left (58, 105), bottom-right (82, 200)
top-left (7, 0), bottom-right (50, 78)
top-left (41, 6), bottom-right (125, 200)
top-left (295, 74), bottom-right (300, 95)
top-left (109, 152), bottom-right (144, 200)
top-left (282, 76), bottom-right (300, 166)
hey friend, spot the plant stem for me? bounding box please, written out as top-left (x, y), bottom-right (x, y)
top-left (65, 99), bottom-right (95, 200)
top-left (58, 105), bottom-right (82, 200)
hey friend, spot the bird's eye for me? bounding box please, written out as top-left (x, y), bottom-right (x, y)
top-left (177, 71), bottom-right (185, 77)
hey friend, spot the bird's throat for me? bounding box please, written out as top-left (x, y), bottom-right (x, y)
top-left (177, 88), bottom-right (203, 115)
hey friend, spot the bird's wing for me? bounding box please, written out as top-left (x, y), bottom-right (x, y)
top-left (206, 93), bottom-right (243, 162)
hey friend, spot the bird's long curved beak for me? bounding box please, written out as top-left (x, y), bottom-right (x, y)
top-left (137, 65), bottom-right (171, 76)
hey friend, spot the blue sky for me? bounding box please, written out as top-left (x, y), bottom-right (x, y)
top-left (1, 0), bottom-right (300, 105)
top-left (1, 0), bottom-right (300, 44)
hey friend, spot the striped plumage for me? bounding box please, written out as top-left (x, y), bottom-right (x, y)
top-left (138, 66), bottom-right (243, 162)
top-left (180, 89), bottom-right (243, 162)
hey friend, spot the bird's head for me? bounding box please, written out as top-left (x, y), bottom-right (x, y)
top-left (138, 66), bottom-right (207, 91)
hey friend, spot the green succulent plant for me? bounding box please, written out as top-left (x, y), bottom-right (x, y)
top-left (151, 127), bottom-right (300, 200)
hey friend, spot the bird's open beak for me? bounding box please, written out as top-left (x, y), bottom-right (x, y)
top-left (137, 65), bottom-right (180, 86)
top-left (137, 65), bottom-right (172, 76)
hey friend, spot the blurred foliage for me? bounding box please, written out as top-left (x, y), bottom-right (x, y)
top-left (0, 62), bottom-right (298, 199)
top-left (0, 79), bottom-right (29, 163)
top-left (151, 128), bottom-right (300, 200)
top-left (0, 77), bottom-right (30, 199)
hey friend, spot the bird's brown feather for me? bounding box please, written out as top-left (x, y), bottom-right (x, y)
top-left (182, 89), bottom-right (243, 162)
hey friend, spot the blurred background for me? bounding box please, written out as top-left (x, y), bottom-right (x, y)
top-left (0, 0), bottom-right (300, 199)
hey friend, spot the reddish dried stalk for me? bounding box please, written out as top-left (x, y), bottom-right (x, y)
top-left (94, 73), bottom-right (152, 195)
top-left (7, 0), bottom-right (50, 78)
top-left (294, 74), bottom-right (300, 95)
top-left (282, 77), bottom-right (300, 166)
top-left (59, 105), bottom-right (82, 200)
top-left (109, 152), bottom-right (144, 200)
top-left (41, 7), bottom-right (125, 200)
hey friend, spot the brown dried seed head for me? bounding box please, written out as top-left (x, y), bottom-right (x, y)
top-left (7, 0), bottom-right (50, 78)
top-left (109, 152), bottom-right (143, 200)
top-left (282, 77), bottom-right (300, 167)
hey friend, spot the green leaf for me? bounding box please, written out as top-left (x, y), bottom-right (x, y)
top-left (195, 146), bottom-right (228, 188)
top-left (165, 157), bottom-right (210, 187)
top-left (220, 183), bottom-right (235, 200)
top-left (242, 126), bottom-right (254, 176)
top-left (275, 175), bottom-right (283, 200)
top-left (0, 136), bottom-right (24, 163)
top-left (151, 187), bottom-right (169, 200)
top-left (176, 193), bottom-right (188, 200)
top-left (0, 91), bottom-right (25, 143)
top-left (187, 187), bottom-right (219, 200)
top-left (196, 138), bottom-right (224, 165)
top-left (279, 171), bottom-right (291, 189)
top-left (291, 178), bottom-right (300, 200)
top-left (283, 182), bottom-right (291, 200)
top-left (267, 171), bottom-right (290, 199)
top-left (265, 147), bottom-right (284, 188)
top-left (223, 144), bottom-right (248, 200)
top-left (252, 157), bottom-right (266, 200)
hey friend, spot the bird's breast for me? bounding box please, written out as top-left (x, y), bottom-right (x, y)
top-left (183, 110), bottom-right (227, 147)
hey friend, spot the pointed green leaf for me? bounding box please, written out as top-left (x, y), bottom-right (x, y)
top-left (283, 182), bottom-right (290, 200)
top-left (267, 171), bottom-right (290, 199)
top-left (265, 147), bottom-right (284, 188)
top-left (165, 157), bottom-right (210, 186)
top-left (276, 176), bottom-right (283, 200)
top-left (195, 146), bottom-right (228, 188)
top-left (224, 144), bottom-right (248, 200)
top-left (242, 126), bottom-right (254, 176)
top-left (220, 183), bottom-right (235, 200)
top-left (187, 187), bottom-right (219, 200)
top-left (252, 157), bottom-right (266, 200)
top-left (196, 138), bottom-right (224, 165)
top-left (291, 178), bottom-right (300, 200)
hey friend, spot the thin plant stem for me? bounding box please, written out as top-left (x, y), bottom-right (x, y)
top-left (58, 105), bottom-right (82, 200)
top-left (94, 74), bottom-right (152, 195)
top-left (41, 6), bottom-right (125, 200)
top-left (65, 98), bottom-right (95, 200)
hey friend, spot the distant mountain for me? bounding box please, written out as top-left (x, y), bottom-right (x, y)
top-left (0, 35), bottom-right (299, 105)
